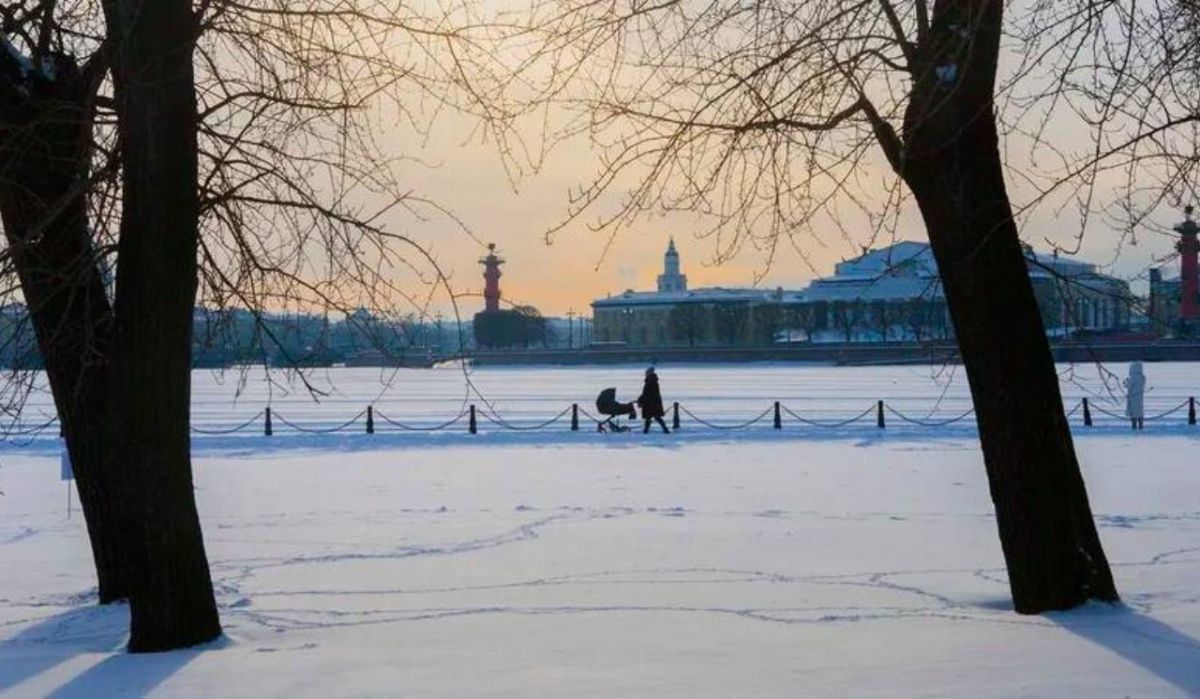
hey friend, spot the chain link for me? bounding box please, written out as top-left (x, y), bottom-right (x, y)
top-left (271, 410), bottom-right (366, 434)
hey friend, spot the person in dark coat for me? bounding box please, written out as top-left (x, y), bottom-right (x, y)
top-left (637, 367), bottom-right (670, 434)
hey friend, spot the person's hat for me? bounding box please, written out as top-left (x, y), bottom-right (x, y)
top-left (645, 367), bottom-right (656, 376)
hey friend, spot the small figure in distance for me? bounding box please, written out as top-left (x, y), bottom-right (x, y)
top-left (1125, 361), bottom-right (1146, 431)
top-left (637, 367), bottom-right (670, 434)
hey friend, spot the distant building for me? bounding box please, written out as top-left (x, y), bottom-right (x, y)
top-left (591, 239), bottom-right (1134, 347)
top-left (592, 242), bottom-right (788, 346)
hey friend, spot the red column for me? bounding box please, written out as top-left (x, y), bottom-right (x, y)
top-left (481, 244), bottom-right (504, 313)
top-left (1177, 211), bottom-right (1199, 320)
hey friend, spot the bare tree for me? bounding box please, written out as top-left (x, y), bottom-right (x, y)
top-left (832, 300), bottom-right (861, 343)
top-left (712, 301), bottom-right (749, 344)
top-left (99, 0), bottom-right (222, 652)
top-left (469, 0), bottom-right (1200, 611)
top-left (669, 303), bottom-right (707, 346)
top-left (2, 0), bottom-right (489, 650)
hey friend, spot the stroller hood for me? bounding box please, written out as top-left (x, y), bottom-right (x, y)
top-left (596, 387), bottom-right (619, 412)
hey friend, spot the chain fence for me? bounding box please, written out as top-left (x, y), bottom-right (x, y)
top-left (2, 396), bottom-right (1195, 442)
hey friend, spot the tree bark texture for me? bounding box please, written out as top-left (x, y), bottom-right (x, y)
top-left (0, 49), bottom-right (127, 603)
top-left (102, 0), bottom-right (221, 651)
top-left (900, 0), bottom-right (1118, 612)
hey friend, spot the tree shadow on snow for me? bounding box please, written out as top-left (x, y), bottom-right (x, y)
top-left (44, 637), bottom-right (221, 699)
top-left (0, 603), bottom-right (128, 693)
top-left (1051, 604), bottom-right (1200, 695)
top-left (0, 603), bottom-right (219, 697)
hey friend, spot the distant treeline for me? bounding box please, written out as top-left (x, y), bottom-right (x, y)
top-left (0, 306), bottom-right (590, 369)
top-left (0, 307), bottom-right (476, 370)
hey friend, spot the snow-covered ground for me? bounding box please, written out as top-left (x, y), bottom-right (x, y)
top-left (1, 365), bottom-right (1199, 697)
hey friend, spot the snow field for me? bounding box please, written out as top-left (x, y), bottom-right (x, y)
top-left (1, 430), bottom-right (1199, 697)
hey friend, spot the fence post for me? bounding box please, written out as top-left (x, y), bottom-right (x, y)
top-left (773, 401), bottom-right (782, 429)
top-left (877, 400), bottom-right (885, 429)
top-left (1190, 397), bottom-right (1196, 426)
top-left (672, 401), bottom-right (680, 430)
top-left (571, 403), bottom-right (579, 431)
top-left (366, 406), bottom-right (375, 434)
top-left (469, 404), bottom-right (477, 434)
top-left (264, 407), bottom-right (273, 436)
top-left (1082, 398), bottom-right (1092, 427)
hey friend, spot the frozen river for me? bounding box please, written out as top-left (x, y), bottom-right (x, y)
top-left (1, 361), bottom-right (1197, 440)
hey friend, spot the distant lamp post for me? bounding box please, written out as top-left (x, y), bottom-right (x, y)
top-left (566, 309), bottom-right (576, 349)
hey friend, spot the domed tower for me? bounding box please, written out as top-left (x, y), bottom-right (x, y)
top-left (656, 238), bottom-right (687, 293)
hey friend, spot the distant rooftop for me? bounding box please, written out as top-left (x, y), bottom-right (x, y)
top-left (593, 240), bottom-right (1122, 307)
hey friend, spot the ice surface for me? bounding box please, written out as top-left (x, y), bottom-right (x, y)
top-left (1, 365), bottom-right (1198, 696)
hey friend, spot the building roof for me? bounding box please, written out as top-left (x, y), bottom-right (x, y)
top-left (803, 275), bottom-right (944, 303)
top-left (832, 241), bottom-right (936, 277)
top-left (592, 240), bottom-right (1127, 308)
top-left (593, 286), bottom-right (779, 308)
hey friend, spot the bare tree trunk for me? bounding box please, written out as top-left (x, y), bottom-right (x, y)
top-left (0, 52), bottom-right (127, 603)
top-left (103, 0), bottom-right (221, 651)
top-left (900, 0), bottom-right (1117, 612)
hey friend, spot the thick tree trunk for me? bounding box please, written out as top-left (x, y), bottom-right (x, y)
top-left (103, 0), bottom-right (221, 651)
top-left (899, 0), bottom-right (1118, 612)
top-left (0, 53), bottom-right (127, 602)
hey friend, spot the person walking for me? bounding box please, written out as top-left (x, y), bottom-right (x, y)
top-left (1125, 361), bottom-right (1146, 431)
top-left (637, 367), bottom-right (670, 434)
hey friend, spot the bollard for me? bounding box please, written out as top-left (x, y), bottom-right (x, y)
top-left (1190, 397), bottom-right (1196, 426)
top-left (672, 401), bottom-right (680, 430)
top-left (571, 403), bottom-right (579, 431)
top-left (264, 407), bottom-right (273, 436)
top-left (877, 400), bottom-right (885, 429)
top-left (366, 405), bottom-right (375, 434)
top-left (469, 404), bottom-right (477, 434)
top-left (773, 401), bottom-right (782, 430)
top-left (1082, 398), bottom-right (1092, 427)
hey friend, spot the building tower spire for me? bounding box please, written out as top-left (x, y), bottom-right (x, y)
top-left (657, 237), bottom-right (687, 293)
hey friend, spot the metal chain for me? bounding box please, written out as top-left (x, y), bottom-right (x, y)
top-left (191, 410), bottom-right (266, 435)
top-left (1144, 400), bottom-right (1192, 422)
top-left (374, 408), bottom-right (468, 431)
top-left (1087, 402), bottom-right (1128, 420)
top-left (678, 405), bottom-right (773, 430)
top-left (782, 404), bottom-right (876, 428)
top-left (884, 405), bottom-right (976, 427)
top-left (477, 405), bottom-right (573, 431)
top-left (271, 410), bottom-right (366, 434)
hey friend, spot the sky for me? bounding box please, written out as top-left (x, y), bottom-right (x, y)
top-left (387, 115), bottom-right (1186, 320)
top-left (363, 2), bottom-right (1192, 321)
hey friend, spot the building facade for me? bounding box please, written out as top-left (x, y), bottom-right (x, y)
top-left (591, 239), bottom-right (1134, 347)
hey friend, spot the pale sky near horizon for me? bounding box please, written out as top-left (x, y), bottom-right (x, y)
top-left (368, 3), bottom-right (1190, 320)
top-left (388, 115), bottom-right (1185, 320)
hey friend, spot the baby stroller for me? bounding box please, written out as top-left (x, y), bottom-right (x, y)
top-left (595, 387), bottom-right (637, 433)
